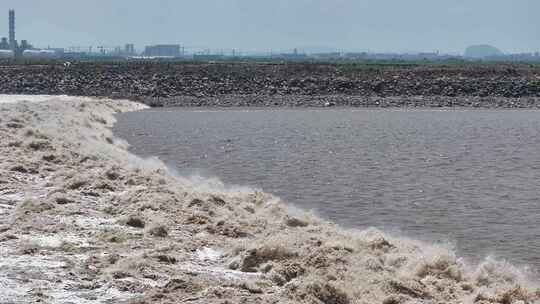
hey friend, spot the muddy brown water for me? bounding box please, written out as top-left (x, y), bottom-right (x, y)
top-left (114, 107), bottom-right (540, 274)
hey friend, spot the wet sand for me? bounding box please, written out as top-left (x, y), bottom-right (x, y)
top-left (0, 95), bottom-right (539, 304)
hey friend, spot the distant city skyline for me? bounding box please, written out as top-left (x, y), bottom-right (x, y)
top-left (0, 0), bottom-right (538, 54)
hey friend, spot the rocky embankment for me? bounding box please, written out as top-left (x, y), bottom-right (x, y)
top-left (1, 95), bottom-right (539, 304)
top-left (1, 63), bottom-right (540, 107)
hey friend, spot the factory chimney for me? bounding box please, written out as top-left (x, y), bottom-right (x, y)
top-left (9, 10), bottom-right (15, 50)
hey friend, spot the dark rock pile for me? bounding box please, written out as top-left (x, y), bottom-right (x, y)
top-left (1, 62), bottom-right (540, 107)
top-left (142, 94), bottom-right (540, 108)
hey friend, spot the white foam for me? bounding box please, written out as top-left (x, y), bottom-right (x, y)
top-left (0, 94), bottom-right (111, 104)
top-left (0, 94), bottom-right (64, 104)
top-left (196, 247), bottom-right (223, 261)
top-left (0, 193), bottom-right (25, 203)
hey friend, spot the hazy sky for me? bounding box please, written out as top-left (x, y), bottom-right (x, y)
top-left (0, 0), bottom-right (538, 54)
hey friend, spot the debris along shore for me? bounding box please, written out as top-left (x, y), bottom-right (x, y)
top-left (1, 96), bottom-right (539, 304)
top-left (1, 62), bottom-right (540, 108)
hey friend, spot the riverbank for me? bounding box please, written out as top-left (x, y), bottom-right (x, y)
top-left (1, 62), bottom-right (540, 108)
top-left (1, 95), bottom-right (539, 303)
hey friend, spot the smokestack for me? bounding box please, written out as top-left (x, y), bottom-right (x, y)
top-left (9, 10), bottom-right (15, 50)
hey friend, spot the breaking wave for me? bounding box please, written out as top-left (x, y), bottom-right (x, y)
top-left (1, 95), bottom-right (538, 303)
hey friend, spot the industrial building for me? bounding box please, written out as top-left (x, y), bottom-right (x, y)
top-left (125, 44), bottom-right (135, 55)
top-left (23, 49), bottom-right (57, 59)
top-left (0, 37), bottom-right (9, 49)
top-left (0, 49), bottom-right (13, 58)
top-left (143, 44), bottom-right (181, 57)
top-left (8, 9), bottom-right (15, 50)
top-left (0, 10), bottom-right (33, 57)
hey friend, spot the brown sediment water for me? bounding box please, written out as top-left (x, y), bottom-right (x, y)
top-left (0, 95), bottom-right (539, 304)
top-left (113, 107), bottom-right (540, 274)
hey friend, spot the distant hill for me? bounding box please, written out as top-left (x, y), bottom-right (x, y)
top-left (464, 45), bottom-right (503, 58)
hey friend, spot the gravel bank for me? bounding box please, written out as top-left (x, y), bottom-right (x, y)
top-left (1, 63), bottom-right (540, 108)
top-left (140, 94), bottom-right (540, 108)
top-left (1, 96), bottom-right (539, 304)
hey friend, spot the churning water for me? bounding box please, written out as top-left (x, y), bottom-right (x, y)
top-left (114, 107), bottom-right (540, 273)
